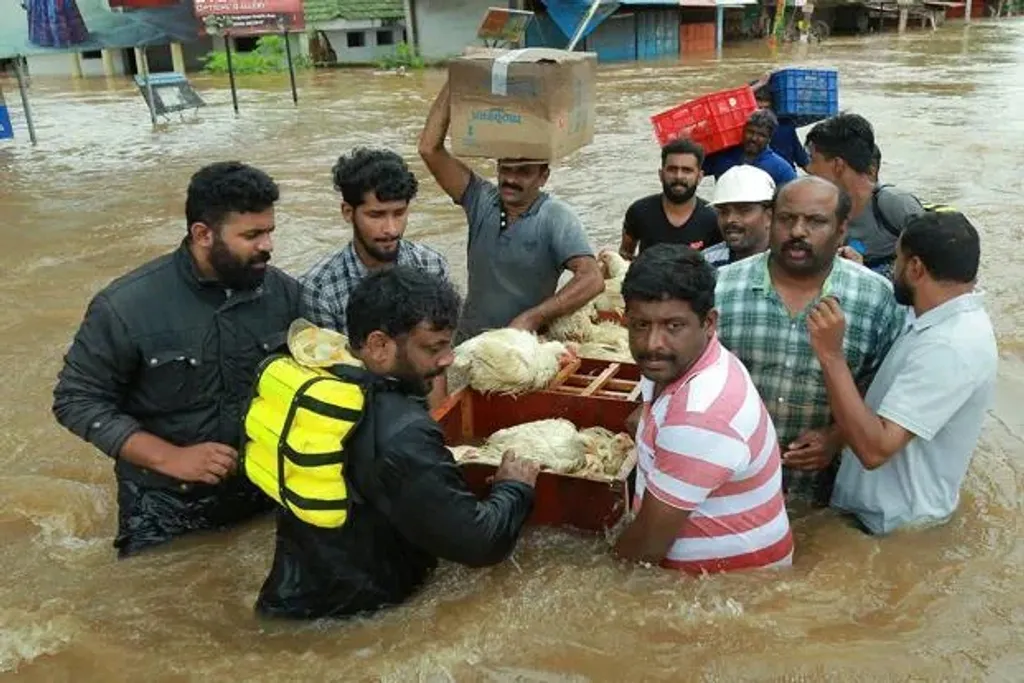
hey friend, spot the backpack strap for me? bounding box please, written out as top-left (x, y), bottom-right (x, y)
top-left (871, 184), bottom-right (904, 239)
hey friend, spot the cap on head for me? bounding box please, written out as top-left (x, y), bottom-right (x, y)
top-left (711, 165), bottom-right (776, 206)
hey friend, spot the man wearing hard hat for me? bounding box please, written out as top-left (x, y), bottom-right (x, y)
top-left (702, 165), bottom-right (776, 269)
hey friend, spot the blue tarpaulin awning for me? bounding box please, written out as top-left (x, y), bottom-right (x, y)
top-left (540, 0), bottom-right (622, 43)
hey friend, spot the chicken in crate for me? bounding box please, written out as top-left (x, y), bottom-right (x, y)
top-left (430, 356), bottom-right (642, 534)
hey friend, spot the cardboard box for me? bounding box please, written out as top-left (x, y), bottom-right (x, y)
top-left (448, 48), bottom-right (597, 161)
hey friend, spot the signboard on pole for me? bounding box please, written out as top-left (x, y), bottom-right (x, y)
top-left (0, 86), bottom-right (12, 140)
top-left (477, 7), bottom-right (534, 45)
top-left (134, 72), bottom-right (206, 116)
top-left (193, 0), bottom-right (305, 35)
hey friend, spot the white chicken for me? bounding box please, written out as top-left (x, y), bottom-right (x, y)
top-left (450, 328), bottom-right (570, 396)
top-left (599, 250), bottom-right (630, 280)
top-left (545, 301), bottom-right (598, 342)
top-left (576, 321), bottom-right (632, 363)
top-left (446, 419), bottom-right (635, 480)
top-left (594, 250), bottom-right (628, 316)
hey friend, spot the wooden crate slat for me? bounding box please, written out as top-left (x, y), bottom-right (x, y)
top-left (581, 363), bottom-right (621, 396)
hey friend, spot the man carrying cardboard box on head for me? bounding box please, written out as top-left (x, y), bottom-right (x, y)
top-left (418, 51), bottom-right (604, 344)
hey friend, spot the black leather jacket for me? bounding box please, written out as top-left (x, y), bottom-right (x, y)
top-left (255, 375), bottom-right (535, 620)
top-left (52, 242), bottom-right (302, 492)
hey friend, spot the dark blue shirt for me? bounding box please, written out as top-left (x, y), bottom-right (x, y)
top-left (771, 120), bottom-right (810, 170)
top-left (703, 147), bottom-right (798, 187)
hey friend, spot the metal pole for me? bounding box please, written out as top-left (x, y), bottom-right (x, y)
top-left (13, 57), bottom-right (37, 145)
top-left (283, 31), bottom-right (298, 105)
top-left (140, 46), bottom-right (158, 126)
top-left (225, 34), bottom-right (239, 114)
top-left (401, 0), bottom-right (417, 51)
top-left (567, 0), bottom-right (602, 51)
top-left (716, 5), bottom-right (725, 56)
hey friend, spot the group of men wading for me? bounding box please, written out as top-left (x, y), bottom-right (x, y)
top-left (53, 76), bottom-right (996, 621)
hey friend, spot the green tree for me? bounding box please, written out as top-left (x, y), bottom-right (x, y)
top-left (202, 35), bottom-right (312, 75)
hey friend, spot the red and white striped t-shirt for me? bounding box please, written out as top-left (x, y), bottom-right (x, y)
top-left (634, 335), bottom-right (794, 574)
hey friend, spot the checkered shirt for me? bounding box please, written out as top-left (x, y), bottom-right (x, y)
top-left (299, 241), bottom-right (450, 335)
top-left (715, 252), bottom-right (906, 505)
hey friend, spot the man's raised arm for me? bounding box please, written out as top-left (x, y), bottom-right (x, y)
top-left (418, 79), bottom-right (473, 204)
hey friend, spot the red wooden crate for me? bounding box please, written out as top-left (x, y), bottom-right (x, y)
top-left (430, 359), bottom-right (642, 533)
top-left (651, 86), bottom-right (757, 154)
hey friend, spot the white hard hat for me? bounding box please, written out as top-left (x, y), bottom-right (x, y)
top-left (711, 165), bottom-right (776, 206)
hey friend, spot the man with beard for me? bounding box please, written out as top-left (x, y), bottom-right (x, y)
top-left (714, 177), bottom-right (905, 507)
top-left (418, 78), bottom-right (604, 343)
top-left (613, 244), bottom-right (793, 573)
top-left (807, 211), bottom-right (996, 535)
top-left (701, 164), bottom-right (775, 268)
top-left (703, 109), bottom-right (798, 188)
top-left (256, 266), bottom-right (538, 620)
top-left (618, 139), bottom-right (722, 260)
top-left (53, 162), bottom-right (303, 557)
top-left (301, 147), bottom-right (449, 336)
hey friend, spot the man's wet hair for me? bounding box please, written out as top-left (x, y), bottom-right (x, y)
top-left (621, 244), bottom-right (716, 319)
top-left (661, 138), bottom-right (706, 168)
top-left (805, 112), bottom-right (876, 175)
top-left (775, 176), bottom-right (854, 225)
top-left (871, 144), bottom-right (882, 177)
top-left (900, 211), bottom-right (980, 283)
top-left (332, 147), bottom-right (418, 208)
top-left (185, 161), bottom-right (279, 235)
top-left (347, 265), bottom-right (461, 350)
top-left (747, 108), bottom-right (779, 137)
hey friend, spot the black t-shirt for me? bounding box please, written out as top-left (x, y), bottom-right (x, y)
top-left (623, 194), bottom-right (722, 254)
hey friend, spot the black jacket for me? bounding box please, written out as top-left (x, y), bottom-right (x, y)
top-left (255, 378), bottom-right (534, 620)
top-left (52, 242), bottom-right (302, 492)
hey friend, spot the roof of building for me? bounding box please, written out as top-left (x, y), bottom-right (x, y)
top-left (304, 0), bottom-right (406, 24)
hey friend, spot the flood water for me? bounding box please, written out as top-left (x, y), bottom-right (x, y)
top-left (2, 20), bottom-right (1024, 682)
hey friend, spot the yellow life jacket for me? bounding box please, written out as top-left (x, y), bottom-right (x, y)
top-left (241, 354), bottom-right (367, 528)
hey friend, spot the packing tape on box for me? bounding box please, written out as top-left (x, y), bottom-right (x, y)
top-left (491, 49), bottom-right (529, 96)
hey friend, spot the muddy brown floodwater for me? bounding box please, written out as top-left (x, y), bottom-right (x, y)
top-left (2, 20), bottom-right (1024, 682)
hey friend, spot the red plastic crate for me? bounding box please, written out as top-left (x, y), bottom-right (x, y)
top-left (651, 86), bottom-right (757, 154)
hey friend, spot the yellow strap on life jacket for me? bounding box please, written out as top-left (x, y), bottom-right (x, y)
top-left (241, 354), bottom-right (366, 528)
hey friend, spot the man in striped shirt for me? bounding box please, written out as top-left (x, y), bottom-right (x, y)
top-left (613, 244), bottom-right (794, 573)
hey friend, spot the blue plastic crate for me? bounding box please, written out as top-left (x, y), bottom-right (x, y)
top-left (770, 68), bottom-right (838, 123)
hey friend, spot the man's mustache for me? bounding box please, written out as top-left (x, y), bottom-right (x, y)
top-left (636, 352), bottom-right (675, 363)
top-left (501, 182), bottom-right (523, 192)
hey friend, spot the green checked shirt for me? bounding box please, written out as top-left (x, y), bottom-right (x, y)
top-left (715, 252), bottom-right (907, 506)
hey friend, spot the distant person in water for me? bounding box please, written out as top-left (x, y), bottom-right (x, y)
top-left (23, 0), bottom-right (89, 48)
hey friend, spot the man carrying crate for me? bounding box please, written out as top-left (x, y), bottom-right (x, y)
top-left (703, 109), bottom-right (798, 188)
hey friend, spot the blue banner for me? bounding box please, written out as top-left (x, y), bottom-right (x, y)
top-left (0, 87), bottom-right (11, 140)
top-left (541, 0), bottom-right (621, 45)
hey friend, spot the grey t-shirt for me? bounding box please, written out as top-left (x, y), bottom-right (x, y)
top-left (456, 174), bottom-right (594, 341)
top-left (847, 185), bottom-right (924, 264)
top-left (831, 293), bottom-right (998, 534)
